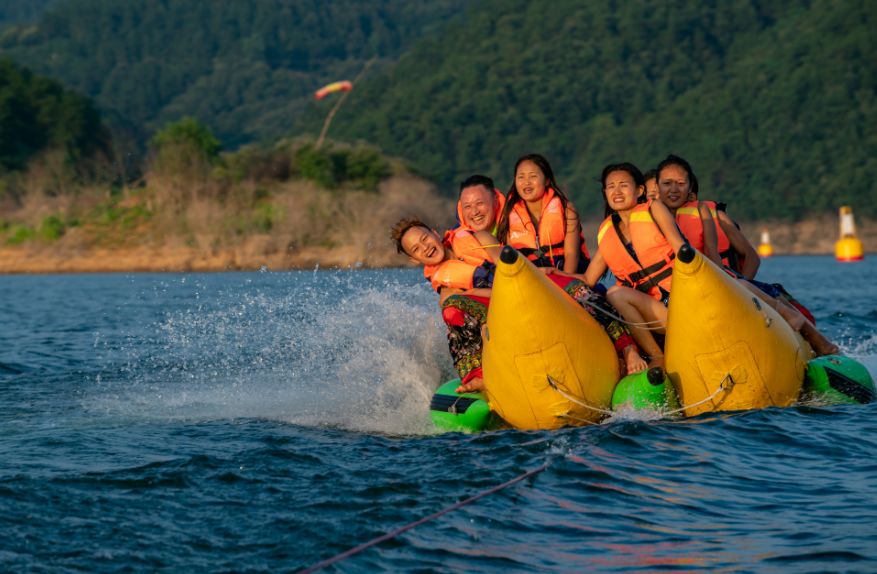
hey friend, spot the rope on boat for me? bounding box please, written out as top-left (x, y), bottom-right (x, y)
top-left (547, 375), bottom-right (615, 416)
top-left (580, 299), bottom-right (666, 330)
top-left (664, 373), bottom-right (736, 416)
top-left (295, 463), bottom-right (550, 574)
top-left (549, 373), bottom-right (736, 419)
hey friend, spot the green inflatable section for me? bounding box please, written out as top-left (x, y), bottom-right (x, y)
top-left (429, 379), bottom-right (496, 432)
top-left (611, 367), bottom-right (680, 413)
top-left (803, 355), bottom-right (875, 405)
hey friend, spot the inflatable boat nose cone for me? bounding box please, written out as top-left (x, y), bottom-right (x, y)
top-left (647, 367), bottom-right (665, 386)
top-left (677, 243), bottom-right (695, 263)
top-left (500, 246), bottom-right (518, 264)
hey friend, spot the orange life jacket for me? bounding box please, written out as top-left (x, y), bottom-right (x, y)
top-left (423, 259), bottom-right (476, 293)
top-left (448, 227), bottom-right (493, 267)
top-left (506, 188), bottom-right (590, 268)
top-left (701, 200), bottom-right (737, 270)
top-left (674, 200), bottom-right (706, 251)
top-left (456, 188), bottom-right (506, 232)
top-left (597, 202), bottom-right (675, 300)
top-left (677, 200), bottom-right (739, 271)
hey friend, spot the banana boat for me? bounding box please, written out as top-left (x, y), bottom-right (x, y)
top-left (427, 244), bottom-right (874, 432)
top-left (665, 244), bottom-right (810, 416)
top-left (480, 247), bottom-right (620, 429)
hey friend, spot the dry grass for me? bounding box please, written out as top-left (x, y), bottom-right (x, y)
top-left (2, 160), bottom-right (872, 273)
top-left (0, 171), bottom-right (455, 272)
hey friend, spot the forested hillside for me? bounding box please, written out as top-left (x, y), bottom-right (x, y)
top-left (0, 0), bottom-right (467, 145)
top-left (0, 57), bottom-right (108, 172)
top-left (0, 0), bottom-right (874, 221)
top-left (0, 0), bottom-right (61, 27)
top-left (322, 0), bottom-right (877, 220)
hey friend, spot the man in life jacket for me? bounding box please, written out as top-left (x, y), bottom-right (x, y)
top-left (450, 174), bottom-right (506, 267)
top-left (391, 217), bottom-right (491, 393)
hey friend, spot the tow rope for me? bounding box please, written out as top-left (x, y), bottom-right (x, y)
top-left (295, 462), bottom-right (550, 574)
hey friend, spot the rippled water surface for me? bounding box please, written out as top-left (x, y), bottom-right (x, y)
top-left (1, 256), bottom-right (876, 573)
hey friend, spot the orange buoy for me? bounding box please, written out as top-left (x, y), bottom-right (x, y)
top-left (835, 206), bottom-right (864, 262)
top-left (757, 229), bottom-right (774, 258)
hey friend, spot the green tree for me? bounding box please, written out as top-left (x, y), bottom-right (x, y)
top-left (149, 117), bottom-right (221, 179)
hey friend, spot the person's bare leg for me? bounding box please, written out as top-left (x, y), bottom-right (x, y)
top-left (740, 280), bottom-right (805, 330)
top-left (622, 345), bottom-right (648, 374)
top-left (607, 286), bottom-right (666, 368)
top-left (800, 322), bottom-right (840, 356)
top-left (739, 280), bottom-right (838, 355)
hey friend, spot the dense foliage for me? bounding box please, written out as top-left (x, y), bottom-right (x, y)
top-left (1, 0), bottom-right (874, 220)
top-left (322, 0), bottom-right (877, 220)
top-left (0, 0), bottom-right (61, 27)
top-left (0, 0), bottom-right (466, 145)
top-left (0, 57), bottom-right (106, 172)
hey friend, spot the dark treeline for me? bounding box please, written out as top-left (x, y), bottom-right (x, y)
top-left (0, 0), bottom-right (874, 220)
top-left (322, 0), bottom-right (877, 220)
top-left (0, 0), bottom-right (60, 27)
top-left (0, 57), bottom-right (107, 173)
top-left (0, 0), bottom-right (467, 146)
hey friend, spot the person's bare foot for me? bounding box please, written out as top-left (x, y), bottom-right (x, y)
top-left (623, 346), bottom-right (648, 374)
top-left (801, 323), bottom-right (841, 356)
top-left (456, 377), bottom-right (485, 393)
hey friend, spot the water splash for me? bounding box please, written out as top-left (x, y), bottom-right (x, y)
top-left (87, 271), bottom-right (452, 434)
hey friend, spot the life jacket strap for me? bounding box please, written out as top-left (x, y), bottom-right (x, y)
top-left (634, 266), bottom-right (674, 294)
top-left (627, 252), bottom-right (675, 284)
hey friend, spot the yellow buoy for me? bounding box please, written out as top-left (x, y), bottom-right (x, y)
top-left (665, 245), bottom-right (808, 417)
top-left (835, 206), bottom-right (864, 262)
top-left (482, 247), bottom-right (620, 429)
top-left (756, 229), bottom-right (774, 258)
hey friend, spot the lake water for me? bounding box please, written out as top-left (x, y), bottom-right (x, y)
top-left (1, 256), bottom-right (876, 573)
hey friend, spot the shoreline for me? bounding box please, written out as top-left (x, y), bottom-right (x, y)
top-left (0, 216), bottom-right (872, 274)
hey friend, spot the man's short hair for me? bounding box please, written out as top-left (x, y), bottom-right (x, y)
top-left (390, 216), bottom-right (429, 254)
top-left (459, 174), bottom-right (495, 194)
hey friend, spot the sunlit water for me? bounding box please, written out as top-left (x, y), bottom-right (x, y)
top-left (1, 256), bottom-right (875, 573)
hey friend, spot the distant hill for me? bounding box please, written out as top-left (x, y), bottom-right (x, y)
top-left (0, 0), bottom-right (61, 27)
top-left (322, 0), bottom-right (877, 220)
top-left (1, 0), bottom-right (874, 220)
top-left (0, 0), bottom-right (467, 146)
top-left (0, 57), bottom-right (107, 172)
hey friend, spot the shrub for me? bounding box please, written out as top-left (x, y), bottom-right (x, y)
top-left (38, 215), bottom-right (65, 240)
top-left (293, 143), bottom-right (391, 191)
top-left (149, 117), bottom-right (222, 180)
top-left (5, 224), bottom-right (35, 245)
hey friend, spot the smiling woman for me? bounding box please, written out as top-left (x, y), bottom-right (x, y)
top-left (496, 154), bottom-right (590, 273)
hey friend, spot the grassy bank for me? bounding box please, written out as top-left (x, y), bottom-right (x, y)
top-left (2, 205), bottom-right (871, 274)
top-left (1, 135), bottom-right (871, 273)
top-left (0, 139), bottom-right (456, 273)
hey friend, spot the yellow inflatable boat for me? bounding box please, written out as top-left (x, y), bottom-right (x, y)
top-left (665, 245), bottom-right (811, 416)
top-left (481, 247), bottom-right (620, 429)
top-left (438, 244), bottom-right (823, 432)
